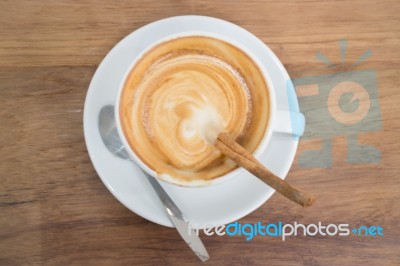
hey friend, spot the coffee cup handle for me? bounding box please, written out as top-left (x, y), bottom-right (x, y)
top-left (273, 110), bottom-right (305, 136)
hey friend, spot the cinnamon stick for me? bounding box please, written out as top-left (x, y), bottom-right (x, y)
top-left (215, 133), bottom-right (315, 207)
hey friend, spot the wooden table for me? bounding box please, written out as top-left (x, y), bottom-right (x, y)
top-left (1, 0), bottom-right (399, 265)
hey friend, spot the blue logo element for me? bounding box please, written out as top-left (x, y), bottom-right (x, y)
top-left (352, 225), bottom-right (383, 236)
top-left (288, 39), bottom-right (381, 168)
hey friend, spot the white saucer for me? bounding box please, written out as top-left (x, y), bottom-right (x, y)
top-left (83, 16), bottom-right (301, 228)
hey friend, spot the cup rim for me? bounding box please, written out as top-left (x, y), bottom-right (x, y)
top-left (115, 31), bottom-right (277, 187)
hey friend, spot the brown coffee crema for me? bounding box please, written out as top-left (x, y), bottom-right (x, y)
top-left (120, 36), bottom-right (270, 183)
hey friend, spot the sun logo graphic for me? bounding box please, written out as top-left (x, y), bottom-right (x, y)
top-left (286, 39), bottom-right (381, 168)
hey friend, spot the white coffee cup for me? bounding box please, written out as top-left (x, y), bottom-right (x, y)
top-left (115, 31), bottom-right (305, 187)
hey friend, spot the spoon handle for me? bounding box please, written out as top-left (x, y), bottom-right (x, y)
top-left (144, 174), bottom-right (210, 262)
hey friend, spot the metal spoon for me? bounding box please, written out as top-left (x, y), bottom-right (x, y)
top-left (98, 105), bottom-right (209, 262)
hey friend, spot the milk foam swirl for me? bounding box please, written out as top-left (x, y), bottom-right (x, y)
top-left (137, 53), bottom-right (250, 171)
top-left (120, 36), bottom-right (269, 183)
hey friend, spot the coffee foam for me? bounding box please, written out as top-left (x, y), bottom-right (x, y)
top-left (186, 104), bottom-right (224, 144)
top-left (120, 36), bottom-right (269, 183)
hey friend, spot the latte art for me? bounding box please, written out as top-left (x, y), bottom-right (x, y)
top-left (120, 36), bottom-right (270, 183)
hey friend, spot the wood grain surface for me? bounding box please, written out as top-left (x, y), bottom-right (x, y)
top-left (1, 0), bottom-right (399, 265)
